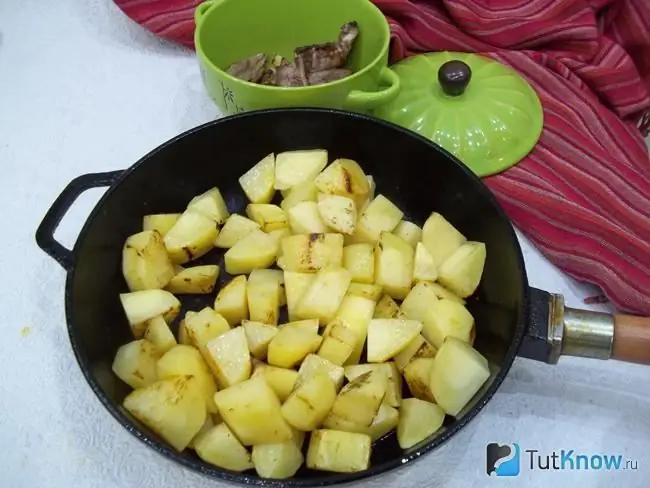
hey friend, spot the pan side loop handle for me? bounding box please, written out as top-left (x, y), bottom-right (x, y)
top-left (612, 315), bottom-right (650, 365)
top-left (36, 170), bottom-right (124, 271)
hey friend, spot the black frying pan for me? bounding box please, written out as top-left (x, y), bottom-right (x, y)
top-left (35, 108), bottom-right (650, 487)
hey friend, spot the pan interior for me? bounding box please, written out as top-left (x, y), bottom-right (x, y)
top-left (67, 109), bottom-right (527, 486)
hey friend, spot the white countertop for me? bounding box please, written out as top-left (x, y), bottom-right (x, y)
top-left (1, 1), bottom-right (648, 487)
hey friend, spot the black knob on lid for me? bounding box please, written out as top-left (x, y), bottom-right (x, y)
top-left (438, 60), bottom-right (472, 96)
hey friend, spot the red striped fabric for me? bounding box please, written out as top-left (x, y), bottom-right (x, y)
top-left (113, 0), bottom-right (650, 314)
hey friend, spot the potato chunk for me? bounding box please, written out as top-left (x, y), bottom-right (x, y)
top-left (142, 213), bottom-right (181, 237)
top-left (282, 373), bottom-right (337, 431)
top-left (224, 230), bottom-right (279, 275)
top-left (163, 210), bottom-right (218, 264)
top-left (317, 194), bottom-right (357, 234)
top-left (120, 290), bottom-right (180, 335)
top-left (344, 362), bottom-right (402, 407)
top-left (373, 295), bottom-right (401, 319)
top-left (214, 214), bottom-right (260, 248)
top-left (400, 281), bottom-right (439, 323)
top-left (184, 307), bottom-right (230, 370)
top-left (247, 269), bottom-right (281, 325)
top-left (333, 294), bottom-right (375, 365)
top-left (274, 149), bottom-right (328, 190)
top-left (346, 283), bottom-right (382, 301)
top-left (252, 441), bottom-right (303, 479)
top-left (239, 153), bottom-right (276, 204)
top-left (242, 320), bottom-right (278, 360)
top-left (397, 398), bottom-right (445, 449)
top-left (367, 318), bottom-right (422, 363)
top-left (212, 275), bottom-right (246, 325)
top-left (421, 212), bottom-right (466, 267)
top-left (187, 187), bottom-right (229, 224)
top-left (281, 233), bottom-right (344, 272)
top-left (394, 335), bottom-right (437, 371)
top-left (330, 370), bottom-right (387, 426)
top-left (393, 220), bottom-right (422, 249)
top-left (425, 281), bottom-right (466, 304)
top-left (403, 357), bottom-right (436, 402)
top-left (296, 354), bottom-right (345, 391)
top-left (252, 365), bottom-right (298, 401)
top-left (354, 194), bottom-right (403, 244)
top-left (214, 375), bottom-right (294, 445)
top-left (437, 241), bottom-right (487, 298)
top-left (314, 158), bottom-right (370, 205)
top-left (143, 316), bottom-right (177, 353)
top-left (422, 299), bottom-right (474, 348)
top-left (112, 339), bottom-right (161, 389)
top-left (123, 375), bottom-right (206, 451)
top-left (374, 232), bottom-right (414, 300)
top-left (205, 326), bottom-right (251, 388)
top-left (369, 404), bottom-right (399, 440)
top-left (342, 244), bottom-right (375, 284)
top-left (165, 265), bottom-right (219, 294)
top-left (318, 322), bottom-right (356, 366)
top-left (280, 181), bottom-right (319, 211)
top-left (122, 230), bottom-right (175, 291)
top-left (267, 326), bottom-right (322, 369)
top-left (246, 204), bottom-right (288, 232)
top-left (195, 423), bottom-right (253, 472)
top-left (287, 201), bottom-right (328, 234)
top-left (306, 429), bottom-right (371, 473)
top-left (283, 271), bottom-right (314, 321)
top-left (295, 267), bottom-right (351, 324)
top-left (413, 242), bottom-right (438, 282)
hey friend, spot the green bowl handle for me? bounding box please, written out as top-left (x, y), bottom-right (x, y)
top-left (344, 67), bottom-right (401, 111)
top-left (195, 0), bottom-right (225, 25)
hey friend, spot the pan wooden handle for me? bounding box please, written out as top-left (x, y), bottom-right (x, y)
top-left (612, 315), bottom-right (650, 364)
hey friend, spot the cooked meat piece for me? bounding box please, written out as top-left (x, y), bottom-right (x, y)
top-left (294, 21), bottom-right (359, 73)
top-left (227, 53), bottom-right (267, 83)
top-left (275, 57), bottom-right (309, 87)
top-left (307, 68), bottom-right (353, 85)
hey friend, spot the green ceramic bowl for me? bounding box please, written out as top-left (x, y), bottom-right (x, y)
top-left (194, 0), bottom-right (400, 115)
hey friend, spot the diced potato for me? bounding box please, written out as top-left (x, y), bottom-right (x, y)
top-left (268, 228), bottom-right (291, 253)
top-left (403, 357), bottom-right (435, 402)
top-left (267, 326), bottom-right (322, 369)
top-left (366, 175), bottom-right (376, 201)
top-left (247, 269), bottom-right (281, 325)
top-left (123, 375), bottom-right (206, 451)
top-left (112, 339), bottom-right (161, 389)
top-left (397, 398), bottom-right (445, 449)
top-left (317, 194), bottom-right (357, 234)
top-left (252, 441), bottom-right (303, 479)
top-left (239, 153), bottom-right (276, 204)
top-left (214, 375), bottom-right (294, 445)
top-left (243, 320), bottom-right (278, 360)
top-left (206, 326), bottom-right (251, 388)
top-left (437, 241), bottom-right (487, 298)
top-left (214, 214), bottom-right (260, 248)
top-left (413, 242), bottom-right (438, 282)
top-left (400, 281), bottom-right (439, 324)
top-left (374, 232), bottom-right (414, 300)
top-left (354, 195), bottom-right (403, 244)
top-left (122, 230), bottom-right (175, 291)
top-left (369, 404), bottom-right (399, 440)
top-left (178, 318), bottom-right (191, 345)
top-left (430, 337), bottom-right (490, 416)
top-left (367, 318), bottom-right (423, 363)
top-left (314, 159), bottom-right (370, 205)
top-left (165, 265), bottom-right (219, 294)
top-left (422, 299), bottom-right (474, 348)
top-left (120, 290), bottom-right (181, 334)
top-left (195, 423), bottom-right (253, 472)
top-left (342, 244), bottom-right (375, 284)
top-left (321, 413), bottom-right (369, 435)
top-left (246, 204), bottom-right (288, 232)
top-left (421, 212), bottom-right (466, 267)
top-left (425, 281), bottom-right (465, 304)
top-left (213, 275), bottom-right (248, 325)
top-left (156, 344), bottom-right (218, 414)
top-left (393, 221), bottom-right (422, 249)
top-left (280, 181), bottom-right (319, 211)
top-left (373, 295), bottom-right (401, 319)
top-left (330, 370), bottom-right (387, 426)
top-left (347, 283), bottom-right (382, 301)
top-left (394, 335), bottom-right (437, 371)
top-left (189, 415), bottom-right (215, 449)
top-left (287, 201), bottom-right (328, 234)
top-left (224, 230), bottom-right (279, 275)
top-left (187, 187), bottom-right (229, 224)
top-left (296, 354), bottom-right (345, 391)
top-left (281, 233), bottom-right (344, 272)
top-left (306, 429), bottom-right (371, 473)
top-left (282, 373), bottom-right (337, 431)
top-left (184, 307), bottom-right (231, 369)
top-left (333, 295), bottom-right (376, 365)
top-left (283, 271), bottom-right (314, 321)
top-left (144, 316), bottom-right (177, 353)
top-left (252, 365), bottom-right (298, 401)
top-left (344, 362), bottom-right (402, 407)
top-left (274, 150), bottom-right (328, 190)
top-left (295, 267), bottom-right (351, 324)
top-left (163, 210), bottom-right (218, 264)
top-left (318, 322), bottom-right (356, 366)
top-left (283, 319), bottom-right (320, 334)
top-left (142, 213), bottom-right (182, 237)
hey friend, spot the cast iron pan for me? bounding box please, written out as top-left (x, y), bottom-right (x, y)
top-left (35, 108), bottom-right (650, 486)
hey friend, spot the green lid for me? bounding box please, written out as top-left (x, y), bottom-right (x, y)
top-left (373, 52), bottom-right (543, 177)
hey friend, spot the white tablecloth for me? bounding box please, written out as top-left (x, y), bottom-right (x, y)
top-left (1, 1), bottom-right (648, 487)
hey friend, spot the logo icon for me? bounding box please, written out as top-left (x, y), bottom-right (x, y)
top-left (486, 443), bottom-right (520, 477)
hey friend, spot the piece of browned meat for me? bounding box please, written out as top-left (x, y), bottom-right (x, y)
top-left (307, 68), bottom-right (353, 85)
top-left (275, 57), bottom-right (309, 87)
top-left (227, 53), bottom-right (267, 83)
top-left (294, 21), bottom-right (359, 73)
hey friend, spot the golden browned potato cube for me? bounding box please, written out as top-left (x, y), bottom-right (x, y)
top-left (246, 204), bottom-right (288, 232)
top-left (142, 213), bottom-right (182, 237)
top-left (287, 201), bottom-right (328, 234)
top-left (120, 290), bottom-right (181, 335)
top-left (224, 229), bottom-right (279, 275)
top-left (178, 318), bottom-right (191, 346)
top-left (252, 441), bottom-right (303, 479)
top-left (354, 194), bottom-right (403, 244)
top-left (295, 267), bottom-right (351, 324)
top-left (422, 299), bottom-right (474, 348)
top-left (317, 194), bottom-right (357, 234)
top-left (373, 295), bottom-right (401, 319)
top-left (330, 370), bottom-right (387, 426)
top-left (394, 335), bottom-right (437, 371)
top-left (143, 316), bottom-right (177, 353)
top-left (321, 413), bottom-right (369, 435)
top-left (157, 344), bottom-right (219, 414)
top-left (397, 398), bottom-right (445, 449)
top-left (122, 230), bottom-right (175, 291)
top-left (374, 232), bottom-right (414, 300)
top-left (296, 354), bottom-right (345, 391)
top-left (165, 265), bottom-right (219, 294)
top-left (344, 362), bottom-right (402, 407)
top-left (123, 375), bottom-right (207, 451)
top-left (284, 271), bottom-right (314, 321)
top-left (281, 233), bottom-right (344, 272)
top-left (318, 322), bottom-right (356, 366)
top-left (112, 339), bottom-right (161, 389)
top-left (267, 326), bottom-right (322, 369)
top-left (247, 268), bottom-right (281, 325)
top-left (314, 158), bottom-right (370, 204)
top-left (214, 374), bottom-right (294, 445)
top-left (163, 210), bottom-right (219, 264)
top-left (185, 307), bottom-right (230, 371)
top-left (195, 423), bottom-right (253, 471)
top-left (333, 294), bottom-right (376, 365)
top-left (214, 214), bottom-right (260, 248)
top-left (425, 281), bottom-right (465, 304)
top-left (342, 244), bottom-right (375, 284)
top-left (366, 318), bottom-right (422, 363)
top-left (187, 187), bottom-right (230, 224)
top-left (252, 364), bottom-right (299, 402)
top-left (274, 149), bottom-right (328, 190)
top-left (252, 268), bottom-right (286, 307)
top-left (242, 320), bottom-right (278, 360)
top-left (369, 404), bottom-right (399, 440)
top-left (188, 415), bottom-right (215, 449)
top-left (421, 212), bottom-right (466, 267)
top-left (413, 242), bottom-right (438, 282)
top-left (430, 337), bottom-right (490, 416)
top-left (282, 373), bottom-right (337, 431)
top-left (206, 326), bottom-right (251, 388)
top-left (306, 429), bottom-right (371, 473)
top-left (437, 241), bottom-right (487, 298)
top-left (280, 180), bottom-right (319, 211)
top-left (403, 357), bottom-right (436, 402)
top-left (239, 153), bottom-right (276, 204)
top-left (400, 281), bottom-right (439, 324)
top-left (213, 275), bottom-right (248, 325)
top-left (393, 220), bottom-right (422, 249)
top-left (283, 319), bottom-right (320, 334)
top-left (346, 283), bottom-right (383, 301)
